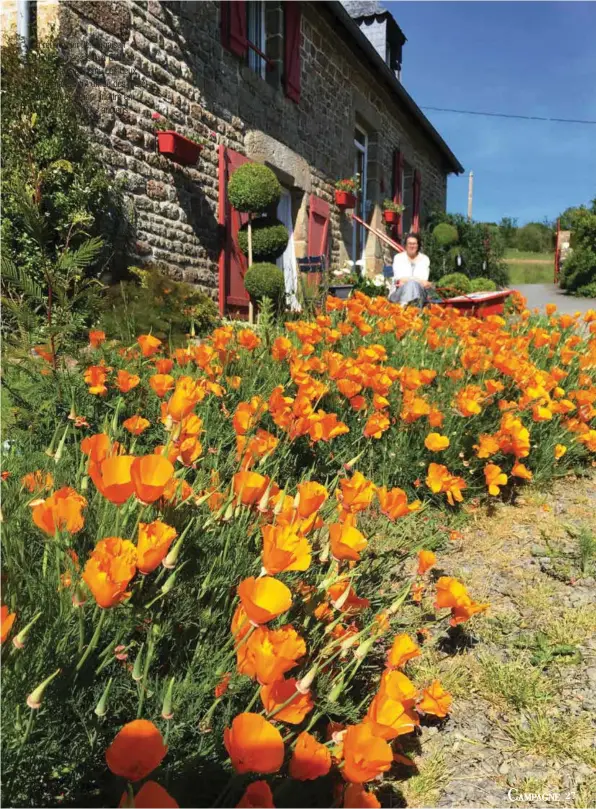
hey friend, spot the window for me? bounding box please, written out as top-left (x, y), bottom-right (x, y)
top-left (246, 1), bottom-right (267, 78)
top-left (352, 125), bottom-right (368, 270)
top-left (402, 160), bottom-right (414, 235)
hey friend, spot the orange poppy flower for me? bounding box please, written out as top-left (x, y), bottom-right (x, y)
top-left (83, 537), bottom-right (137, 608)
top-left (233, 471), bottom-right (270, 506)
top-left (260, 677), bottom-right (314, 724)
top-left (137, 521), bottom-right (177, 574)
top-left (232, 397), bottom-right (267, 436)
top-left (289, 731), bottom-right (332, 780)
top-left (376, 486), bottom-right (420, 521)
top-left (261, 524), bottom-right (311, 575)
top-left (554, 444), bottom-right (567, 459)
top-left (236, 781), bottom-right (275, 808)
top-left (32, 486), bottom-right (87, 535)
top-left (417, 679), bottom-right (452, 718)
top-left (434, 576), bottom-right (489, 626)
top-left (177, 436), bottom-right (202, 467)
top-left (338, 472), bottom-right (375, 513)
top-left (424, 433), bottom-right (450, 452)
top-left (21, 470), bottom-right (54, 494)
top-left (512, 461), bottom-right (533, 480)
top-left (329, 523), bottom-right (368, 562)
top-left (224, 713), bottom-right (284, 774)
top-left (363, 413), bottom-right (390, 439)
top-left (137, 334), bottom-right (162, 358)
top-left (1, 604), bottom-right (16, 644)
top-left (89, 330), bottom-right (106, 349)
top-left (365, 689), bottom-right (419, 740)
top-left (154, 358), bottom-right (174, 374)
top-left (484, 463), bottom-right (507, 496)
top-left (131, 455), bottom-right (174, 504)
top-left (123, 415), bottom-right (151, 436)
top-left (327, 582), bottom-right (370, 614)
top-left (149, 374), bottom-right (175, 398)
top-left (165, 377), bottom-right (203, 422)
top-left (90, 456), bottom-right (135, 505)
top-left (426, 463), bottom-right (466, 506)
top-left (119, 781), bottom-right (179, 808)
top-left (343, 784), bottom-right (381, 808)
top-left (81, 433), bottom-right (112, 464)
top-left (296, 481), bottom-right (328, 518)
top-left (341, 723), bottom-right (392, 783)
top-left (237, 624), bottom-right (306, 684)
top-left (84, 364), bottom-right (109, 396)
top-left (417, 550), bottom-right (436, 575)
top-left (231, 604), bottom-right (252, 645)
top-left (387, 634), bottom-right (421, 669)
top-left (473, 434), bottom-right (499, 459)
top-left (238, 576), bottom-right (292, 625)
top-left (271, 336), bottom-right (293, 362)
top-left (237, 329), bottom-right (261, 351)
top-left (378, 669), bottom-right (418, 705)
top-left (106, 719), bottom-right (167, 781)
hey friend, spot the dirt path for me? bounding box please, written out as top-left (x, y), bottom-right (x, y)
top-left (505, 259), bottom-right (552, 265)
top-left (396, 474), bottom-right (596, 809)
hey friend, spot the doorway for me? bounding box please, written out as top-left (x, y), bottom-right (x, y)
top-left (352, 125), bottom-right (368, 272)
top-left (276, 189), bottom-right (299, 310)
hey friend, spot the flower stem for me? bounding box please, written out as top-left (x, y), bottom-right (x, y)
top-left (76, 609), bottom-right (106, 672)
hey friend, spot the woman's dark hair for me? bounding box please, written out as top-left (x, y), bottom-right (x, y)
top-left (404, 232), bottom-right (422, 252)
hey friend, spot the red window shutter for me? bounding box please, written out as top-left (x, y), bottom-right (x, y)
top-left (221, 1), bottom-right (247, 57)
top-left (218, 146), bottom-right (252, 315)
top-left (392, 149), bottom-right (404, 238)
top-left (308, 194), bottom-right (330, 260)
top-left (284, 2), bottom-right (302, 103)
top-left (412, 169), bottom-right (421, 232)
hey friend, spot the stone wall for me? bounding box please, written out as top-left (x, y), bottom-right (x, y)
top-left (4, 0), bottom-right (453, 296)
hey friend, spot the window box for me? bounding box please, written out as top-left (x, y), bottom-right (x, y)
top-left (335, 190), bottom-right (357, 209)
top-left (328, 283), bottom-right (354, 299)
top-left (157, 131), bottom-right (202, 166)
top-left (383, 210), bottom-right (401, 224)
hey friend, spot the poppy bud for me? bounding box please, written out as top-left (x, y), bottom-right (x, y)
top-left (353, 636), bottom-right (375, 660)
top-left (223, 500), bottom-right (235, 522)
top-left (94, 677), bottom-right (113, 717)
top-left (12, 611), bottom-right (42, 649)
top-left (273, 491), bottom-right (286, 516)
top-left (81, 475), bottom-right (88, 493)
top-left (132, 645), bottom-right (144, 681)
top-left (388, 585), bottom-right (411, 615)
top-left (26, 668), bottom-right (61, 709)
top-left (72, 583), bottom-right (87, 608)
top-left (161, 676), bottom-right (175, 720)
top-left (344, 450), bottom-right (364, 471)
top-left (160, 567), bottom-right (183, 596)
top-left (319, 543), bottom-right (330, 563)
top-left (54, 424), bottom-right (70, 464)
top-left (331, 584), bottom-right (352, 611)
top-left (257, 483), bottom-right (273, 513)
top-left (162, 536), bottom-right (183, 569)
top-left (296, 664), bottom-right (317, 694)
top-left (327, 676), bottom-right (345, 703)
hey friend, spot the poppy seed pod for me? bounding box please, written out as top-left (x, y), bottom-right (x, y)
top-left (27, 668), bottom-right (61, 709)
top-left (12, 611), bottom-right (42, 649)
top-left (161, 676), bottom-right (175, 720)
top-left (94, 677), bottom-right (113, 717)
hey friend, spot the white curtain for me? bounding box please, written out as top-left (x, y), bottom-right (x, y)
top-left (276, 191), bottom-right (300, 311)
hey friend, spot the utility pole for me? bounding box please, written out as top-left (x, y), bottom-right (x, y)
top-left (467, 171), bottom-right (474, 221)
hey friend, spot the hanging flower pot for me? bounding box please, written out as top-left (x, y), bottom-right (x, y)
top-left (157, 131), bottom-right (202, 166)
top-left (335, 190), bottom-right (357, 209)
top-left (383, 210), bottom-right (400, 224)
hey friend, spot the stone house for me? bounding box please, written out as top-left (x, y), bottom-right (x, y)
top-left (2, 0), bottom-right (463, 316)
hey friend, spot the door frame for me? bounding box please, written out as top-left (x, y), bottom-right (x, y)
top-left (352, 124), bottom-right (369, 271)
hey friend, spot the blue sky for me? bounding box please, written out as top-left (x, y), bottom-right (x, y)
top-left (387, 1), bottom-right (596, 224)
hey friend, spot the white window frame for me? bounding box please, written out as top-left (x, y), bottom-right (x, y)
top-left (352, 124), bottom-right (368, 272)
top-left (246, 1), bottom-right (266, 79)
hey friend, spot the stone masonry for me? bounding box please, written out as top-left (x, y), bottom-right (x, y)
top-left (2, 0), bottom-right (458, 299)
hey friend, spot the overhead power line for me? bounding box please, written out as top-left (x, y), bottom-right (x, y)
top-left (420, 105), bottom-right (596, 125)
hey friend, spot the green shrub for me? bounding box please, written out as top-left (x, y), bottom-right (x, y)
top-left (470, 277), bottom-right (497, 292)
top-left (237, 217), bottom-right (289, 261)
top-left (515, 222), bottom-right (554, 253)
top-left (432, 222), bottom-right (459, 247)
top-left (437, 272), bottom-right (472, 297)
top-left (558, 199), bottom-right (596, 296)
top-left (244, 262), bottom-right (285, 305)
top-left (100, 266), bottom-right (219, 342)
top-left (227, 163), bottom-right (281, 213)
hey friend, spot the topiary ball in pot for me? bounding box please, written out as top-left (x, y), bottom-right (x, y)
top-left (244, 262), bottom-right (286, 307)
top-left (228, 164), bottom-right (282, 213)
top-left (437, 272), bottom-right (472, 297)
top-left (433, 222), bottom-right (459, 247)
top-left (469, 277), bottom-right (497, 292)
top-left (238, 217), bottom-right (289, 261)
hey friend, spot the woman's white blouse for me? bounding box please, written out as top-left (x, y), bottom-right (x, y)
top-left (392, 251), bottom-right (430, 282)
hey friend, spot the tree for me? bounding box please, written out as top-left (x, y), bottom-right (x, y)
top-left (559, 198), bottom-right (596, 297)
top-left (515, 222), bottom-right (554, 253)
top-left (499, 217), bottom-right (518, 247)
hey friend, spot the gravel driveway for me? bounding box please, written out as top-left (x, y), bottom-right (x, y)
top-left (514, 284), bottom-right (595, 315)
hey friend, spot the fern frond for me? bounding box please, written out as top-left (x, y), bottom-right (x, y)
top-left (57, 236), bottom-right (104, 274)
top-left (1, 253), bottom-right (45, 301)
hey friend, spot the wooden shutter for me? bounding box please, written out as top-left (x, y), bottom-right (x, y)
top-left (392, 148), bottom-right (404, 239)
top-left (307, 195), bottom-right (330, 260)
top-left (284, 2), bottom-right (302, 103)
top-left (221, 1), bottom-right (247, 57)
top-left (218, 146), bottom-right (251, 316)
top-left (412, 169), bottom-right (421, 232)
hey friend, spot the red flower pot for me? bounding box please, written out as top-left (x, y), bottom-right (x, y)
top-left (335, 190), bottom-right (356, 209)
top-left (383, 210), bottom-right (400, 224)
top-left (157, 131), bottom-right (202, 166)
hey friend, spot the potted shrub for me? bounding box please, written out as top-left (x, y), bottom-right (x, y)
top-left (328, 264), bottom-right (360, 298)
top-left (152, 113), bottom-right (204, 166)
top-left (334, 175), bottom-right (359, 209)
top-left (382, 199), bottom-right (404, 224)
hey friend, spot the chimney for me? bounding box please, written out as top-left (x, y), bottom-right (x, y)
top-left (341, 1), bottom-right (406, 80)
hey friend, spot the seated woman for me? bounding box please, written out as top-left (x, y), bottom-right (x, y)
top-left (389, 232), bottom-right (431, 307)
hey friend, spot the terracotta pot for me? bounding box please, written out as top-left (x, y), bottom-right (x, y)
top-left (383, 210), bottom-right (400, 224)
top-left (335, 190), bottom-right (356, 209)
top-left (157, 130), bottom-right (202, 165)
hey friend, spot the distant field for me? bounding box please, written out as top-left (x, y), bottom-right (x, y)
top-left (504, 248), bottom-right (553, 285)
